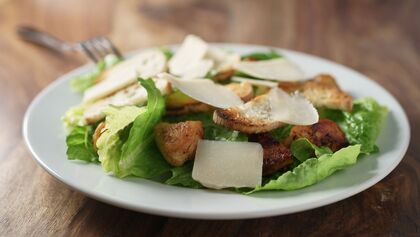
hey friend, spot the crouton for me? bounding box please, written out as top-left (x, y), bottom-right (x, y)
top-left (278, 74), bottom-right (353, 111)
top-left (213, 94), bottom-right (285, 134)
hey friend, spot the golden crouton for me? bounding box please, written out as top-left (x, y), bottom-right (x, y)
top-left (278, 74), bottom-right (353, 112)
top-left (154, 121), bottom-right (204, 166)
top-left (213, 94), bottom-right (285, 134)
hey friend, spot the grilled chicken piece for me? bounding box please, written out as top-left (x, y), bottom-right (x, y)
top-left (154, 121), bottom-right (204, 166)
top-left (278, 74), bottom-right (353, 112)
top-left (92, 122), bottom-right (106, 149)
top-left (284, 119), bottom-right (347, 152)
top-left (249, 133), bottom-right (293, 176)
top-left (213, 94), bottom-right (285, 134)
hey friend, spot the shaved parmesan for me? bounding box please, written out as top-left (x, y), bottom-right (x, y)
top-left (268, 88), bottom-right (319, 125)
top-left (158, 73), bottom-right (243, 108)
top-left (192, 140), bottom-right (263, 189)
top-left (206, 47), bottom-right (241, 72)
top-left (180, 59), bottom-right (214, 79)
top-left (83, 49), bottom-right (167, 103)
top-left (83, 79), bottom-right (171, 123)
top-left (231, 76), bottom-right (278, 87)
top-left (235, 58), bottom-right (304, 81)
top-left (169, 35), bottom-right (208, 76)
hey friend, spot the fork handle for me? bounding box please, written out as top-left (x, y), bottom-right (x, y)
top-left (17, 26), bottom-right (74, 52)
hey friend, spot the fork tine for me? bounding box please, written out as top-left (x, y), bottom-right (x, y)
top-left (80, 41), bottom-right (99, 62)
top-left (99, 37), bottom-right (122, 58)
top-left (90, 38), bottom-right (109, 59)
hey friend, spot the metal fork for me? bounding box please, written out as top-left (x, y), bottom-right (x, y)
top-left (17, 26), bottom-right (122, 62)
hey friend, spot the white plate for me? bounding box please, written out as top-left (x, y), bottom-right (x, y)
top-left (23, 44), bottom-right (410, 219)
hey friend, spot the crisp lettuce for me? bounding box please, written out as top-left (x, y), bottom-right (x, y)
top-left (96, 106), bottom-right (146, 175)
top-left (320, 98), bottom-right (388, 154)
top-left (160, 47), bottom-right (174, 60)
top-left (247, 144), bottom-right (361, 193)
top-left (118, 79), bottom-right (170, 178)
top-left (66, 125), bottom-right (98, 162)
top-left (241, 50), bottom-right (282, 61)
top-left (270, 125), bottom-right (293, 142)
top-left (71, 54), bottom-right (121, 92)
top-left (96, 79), bottom-right (170, 179)
top-left (291, 138), bottom-right (332, 162)
top-left (165, 163), bottom-right (203, 189)
top-left (62, 105), bottom-right (85, 131)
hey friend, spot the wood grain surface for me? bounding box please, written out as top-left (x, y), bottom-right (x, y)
top-left (0, 0), bottom-right (419, 236)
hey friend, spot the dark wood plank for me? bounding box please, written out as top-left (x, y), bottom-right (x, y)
top-left (0, 0), bottom-right (418, 236)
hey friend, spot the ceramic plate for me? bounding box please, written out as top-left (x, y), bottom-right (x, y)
top-left (23, 44), bottom-right (410, 219)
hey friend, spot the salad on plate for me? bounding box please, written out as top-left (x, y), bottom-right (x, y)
top-left (63, 35), bottom-right (388, 193)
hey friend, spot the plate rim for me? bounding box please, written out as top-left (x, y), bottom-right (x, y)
top-left (22, 43), bottom-right (411, 219)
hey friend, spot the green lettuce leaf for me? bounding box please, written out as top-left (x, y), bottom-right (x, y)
top-left (160, 47), bottom-right (174, 60)
top-left (118, 79), bottom-right (170, 178)
top-left (96, 106), bottom-right (146, 175)
top-left (291, 138), bottom-right (332, 162)
top-left (241, 50), bottom-right (282, 61)
top-left (320, 98), bottom-right (388, 154)
top-left (66, 125), bottom-right (98, 162)
top-left (165, 163), bottom-right (203, 189)
top-left (247, 144), bottom-right (361, 193)
top-left (62, 105), bottom-right (86, 131)
top-left (163, 112), bottom-right (248, 142)
top-left (270, 125), bottom-right (293, 142)
top-left (71, 54), bottom-right (121, 92)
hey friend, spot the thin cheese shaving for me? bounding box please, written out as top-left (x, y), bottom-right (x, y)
top-left (158, 73), bottom-right (243, 108)
top-left (235, 58), bottom-right (304, 81)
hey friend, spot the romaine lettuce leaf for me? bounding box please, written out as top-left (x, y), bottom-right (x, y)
top-left (165, 163), bottom-right (203, 189)
top-left (320, 98), bottom-right (388, 154)
top-left (96, 106), bottom-right (145, 175)
top-left (62, 105), bottom-right (85, 131)
top-left (291, 138), bottom-right (332, 162)
top-left (241, 50), bottom-right (282, 61)
top-left (71, 54), bottom-right (121, 92)
top-left (117, 79), bottom-right (170, 178)
top-left (66, 125), bottom-right (98, 162)
top-left (246, 144), bottom-right (361, 193)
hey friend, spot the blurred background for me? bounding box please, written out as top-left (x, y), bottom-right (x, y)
top-left (0, 0), bottom-right (419, 236)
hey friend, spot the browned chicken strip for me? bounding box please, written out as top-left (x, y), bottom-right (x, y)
top-left (284, 118), bottom-right (347, 152)
top-left (249, 133), bottom-right (293, 176)
top-left (154, 121), bottom-right (204, 166)
top-left (278, 74), bottom-right (353, 112)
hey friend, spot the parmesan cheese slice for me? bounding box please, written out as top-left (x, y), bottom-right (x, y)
top-left (206, 47), bottom-right (241, 72)
top-left (213, 87), bottom-right (318, 133)
top-left (158, 73), bottom-right (243, 108)
top-left (83, 78), bottom-right (171, 124)
top-left (268, 88), bottom-right (319, 125)
top-left (180, 59), bottom-right (214, 79)
top-left (235, 58), bottom-right (304, 81)
top-left (83, 49), bottom-right (167, 103)
top-left (168, 35), bottom-right (208, 76)
top-left (231, 76), bottom-right (278, 87)
top-left (192, 140), bottom-right (263, 189)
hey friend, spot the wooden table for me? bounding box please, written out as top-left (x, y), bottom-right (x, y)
top-left (1, 0), bottom-right (418, 236)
